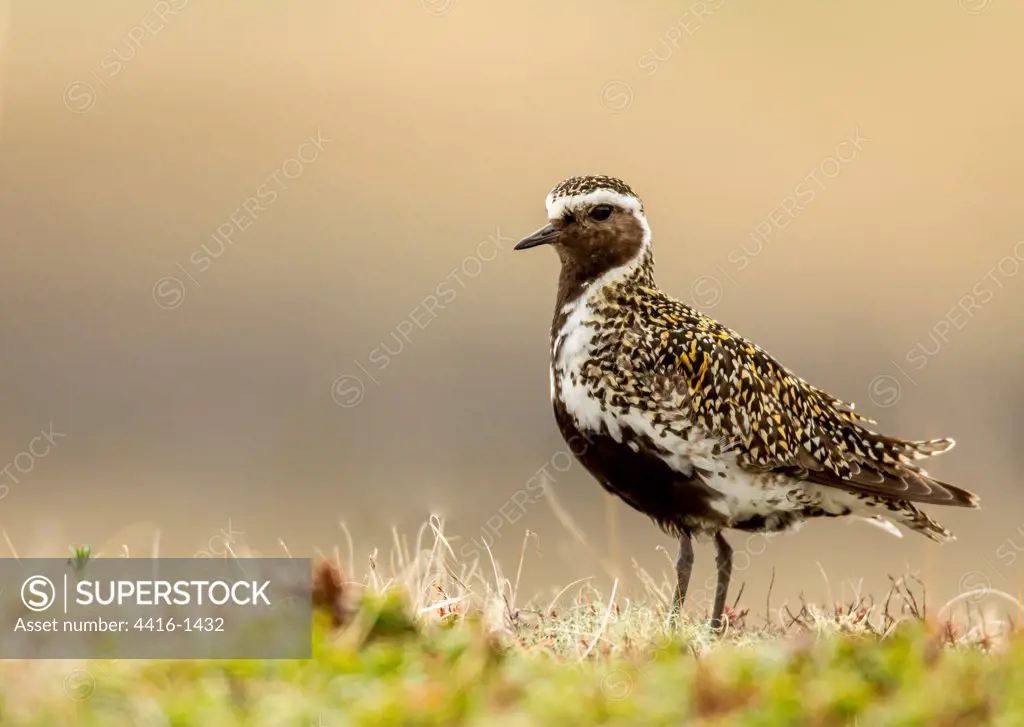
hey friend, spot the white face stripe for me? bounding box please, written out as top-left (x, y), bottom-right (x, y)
top-left (545, 188), bottom-right (653, 261)
top-left (545, 190), bottom-right (642, 221)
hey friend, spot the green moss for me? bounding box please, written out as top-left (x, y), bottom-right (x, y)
top-left (3, 598), bottom-right (1023, 726)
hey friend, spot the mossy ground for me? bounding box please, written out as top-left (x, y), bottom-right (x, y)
top-left (3, 595), bottom-right (1023, 727)
top-left (1, 524), bottom-right (1020, 726)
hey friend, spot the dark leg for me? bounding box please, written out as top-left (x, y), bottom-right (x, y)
top-left (673, 532), bottom-right (694, 614)
top-left (711, 531), bottom-right (733, 629)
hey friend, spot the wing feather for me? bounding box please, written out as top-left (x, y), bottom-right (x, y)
top-left (649, 306), bottom-right (978, 509)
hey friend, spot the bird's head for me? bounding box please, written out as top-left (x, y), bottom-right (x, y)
top-left (514, 175), bottom-right (651, 277)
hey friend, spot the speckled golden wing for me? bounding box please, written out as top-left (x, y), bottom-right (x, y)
top-left (649, 307), bottom-right (978, 509)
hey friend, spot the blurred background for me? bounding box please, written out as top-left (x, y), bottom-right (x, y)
top-left (1, 0), bottom-right (1022, 613)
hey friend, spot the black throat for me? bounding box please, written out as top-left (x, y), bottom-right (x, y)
top-left (549, 244), bottom-right (655, 347)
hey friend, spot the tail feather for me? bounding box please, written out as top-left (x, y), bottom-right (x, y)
top-left (893, 438), bottom-right (978, 509)
top-left (908, 472), bottom-right (980, 509)
top-left (838, 431), bottom-right (979, 509)
top-left (853, 498), bottom-right (956, 543)
top-left (897, 503), bottom-right (956, 543)
top-left (902, 437), bottom-right (956, 459)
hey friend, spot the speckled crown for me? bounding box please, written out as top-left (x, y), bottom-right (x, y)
top-left (548, 175), bottom-right (643, 210)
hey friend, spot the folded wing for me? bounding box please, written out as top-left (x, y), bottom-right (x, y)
top-left (649, 308), bottom-right (979, 509)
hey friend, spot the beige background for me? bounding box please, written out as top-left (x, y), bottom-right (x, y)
top-left (1, 0), bottom-right (1022, 614)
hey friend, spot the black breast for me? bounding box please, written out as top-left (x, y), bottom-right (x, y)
top-left (552, 398), bottom-right (727, 535)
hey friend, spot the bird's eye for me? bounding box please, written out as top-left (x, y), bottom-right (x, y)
top-left (589, 205), bottom-right (613, 221)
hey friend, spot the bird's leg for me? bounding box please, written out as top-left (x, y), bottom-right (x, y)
top-left (673, 532), bottom-right (694, 615)
top-left (711, 531), bottom-right (733, 630)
